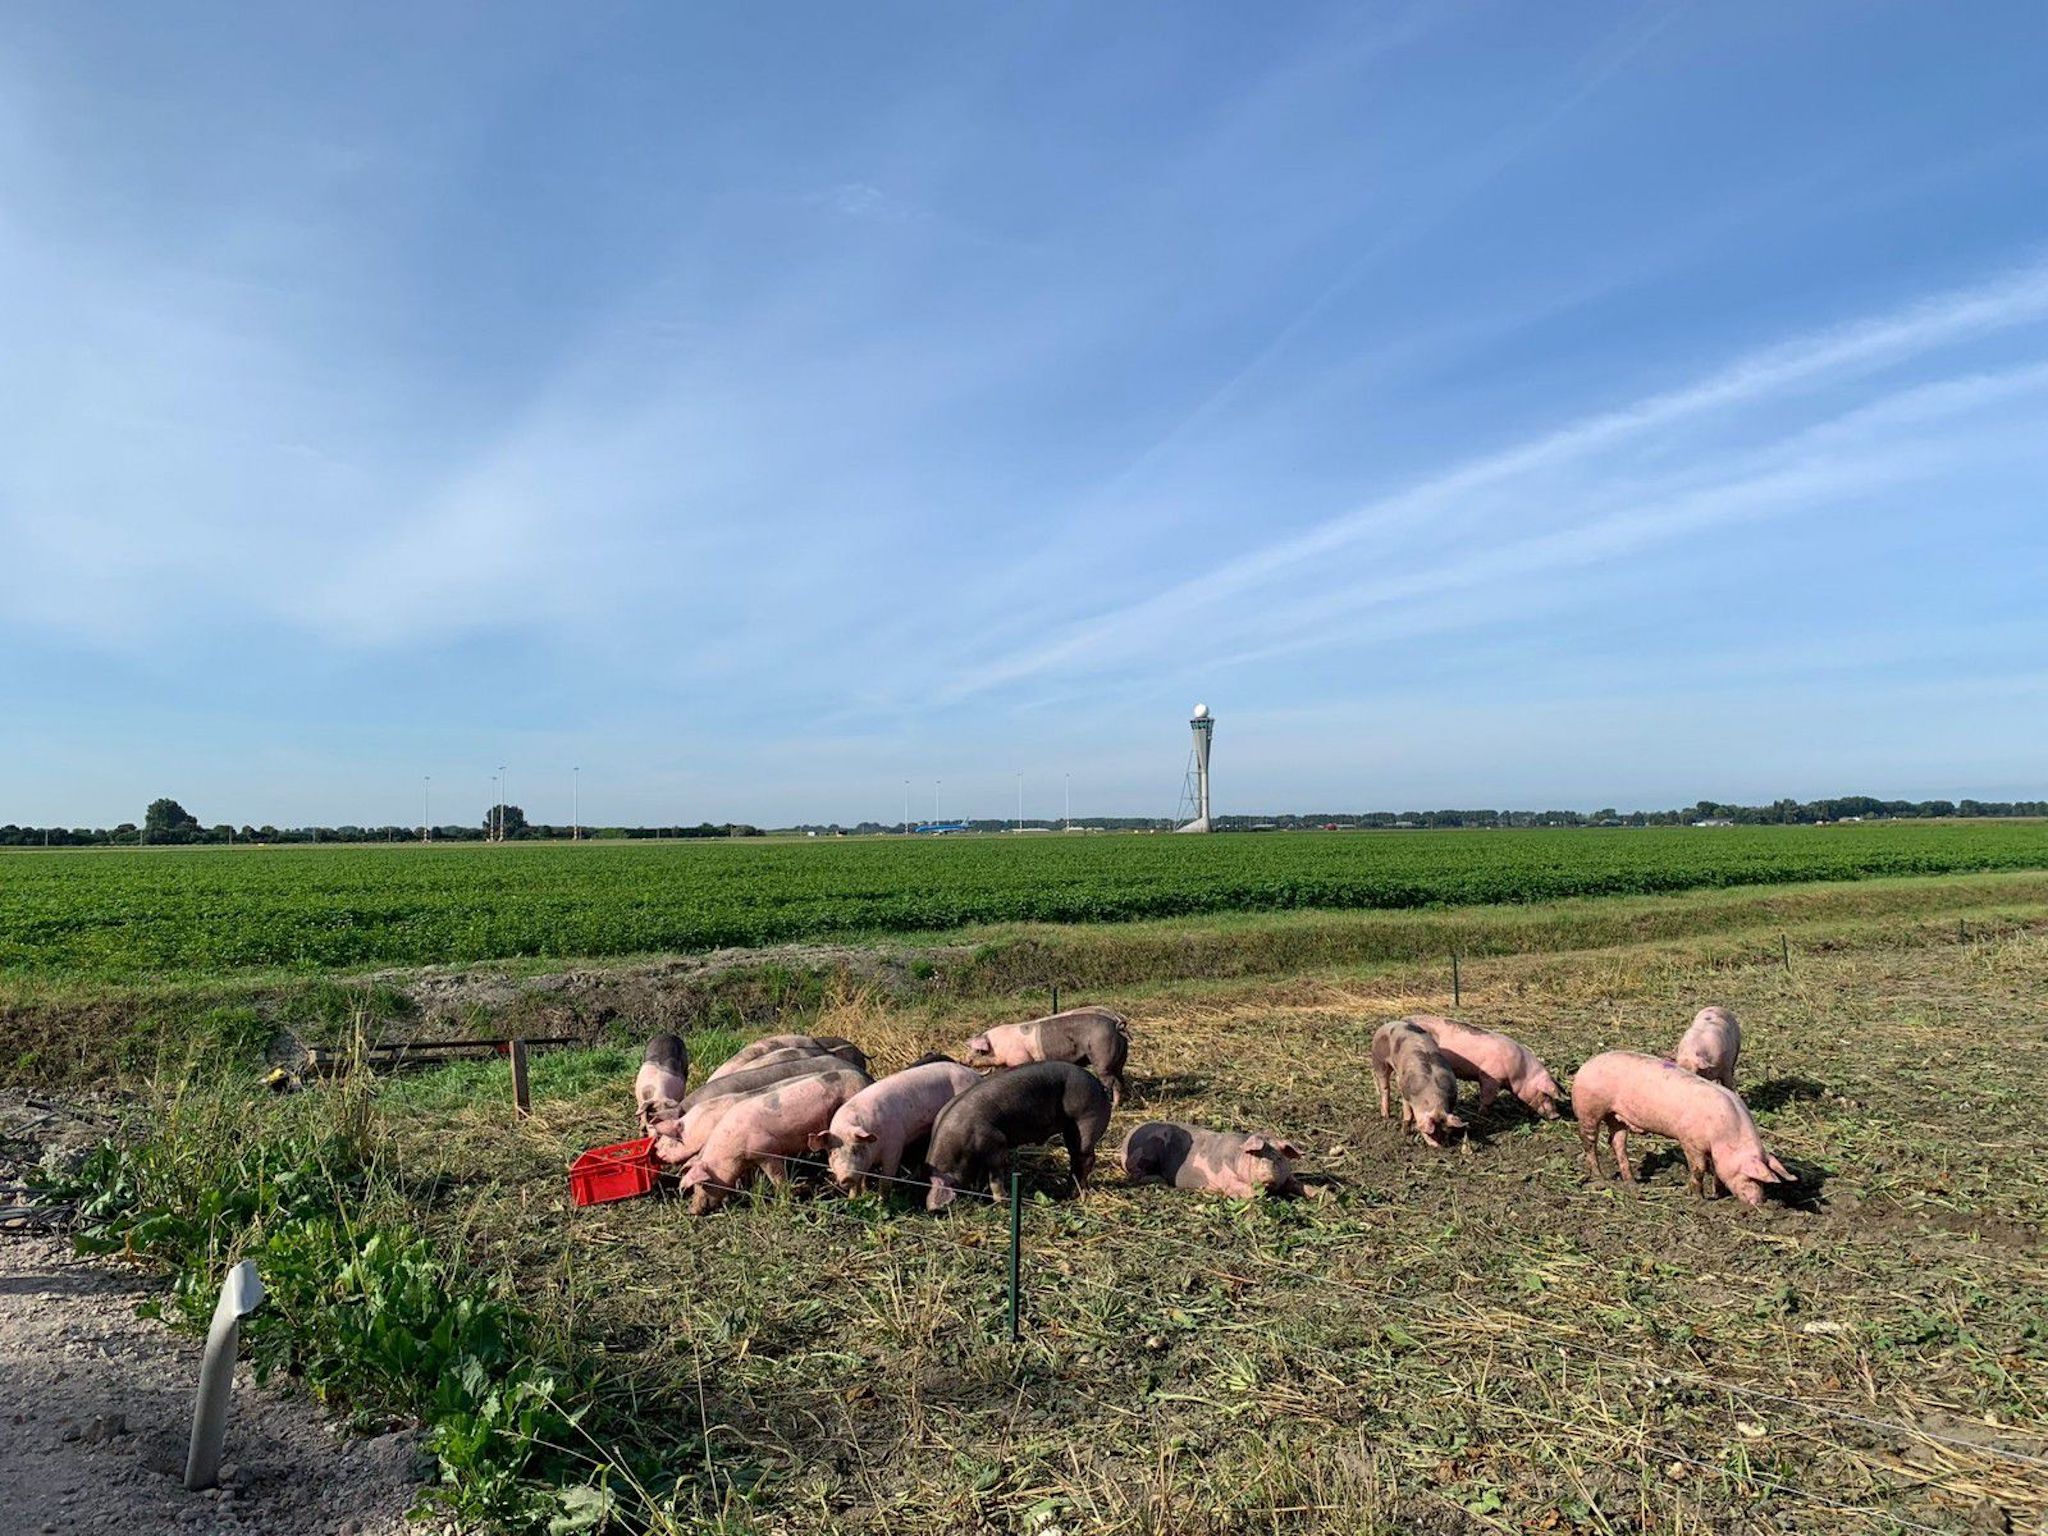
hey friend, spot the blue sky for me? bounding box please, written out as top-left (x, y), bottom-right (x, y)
top-left (4, 3), bottom-right (2048, 828)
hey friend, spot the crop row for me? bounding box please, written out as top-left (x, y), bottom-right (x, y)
top-left (2, 822), bottom-right (2044, 982)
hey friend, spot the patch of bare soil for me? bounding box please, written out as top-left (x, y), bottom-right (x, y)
top-left (0, 1236), bottom-right (438, 1536)
top-left (0, 1096), bottom-right (447, 1536)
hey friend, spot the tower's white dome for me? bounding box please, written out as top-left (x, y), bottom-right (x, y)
top-left (1192, 702), bottom-right (1209, 719)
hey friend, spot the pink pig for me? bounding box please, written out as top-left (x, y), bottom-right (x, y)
top-left (964, 1007), bottom-right (1129, 1105)
top-left (1405, 1015), bottom-right (1563, 1118)
top-left (633, 1033), bottom-right (689, 1132)
top-left (1673, 1006), bottom-right (1740, 1089)
top-left (1120, 1122), bottom-right (1305, 1198)
top-left (649, 1087), bottom-right (754, 1168)
top-left (808, 1059), bottom-right (981, 1194)
top-left (1372, 1020), bottom-right (1466, 1147)
top-left (678, 1068), bottom-right (868, 1215)
top-left (1571, 1050), bottom-right (1791, 1206)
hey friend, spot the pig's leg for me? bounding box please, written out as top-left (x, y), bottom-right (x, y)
top-left (1374, 1059), bottom-right (1392, 1118)
top-left (1682, 1146), bottom-right (1708, 1199)
top-left (759, 1156), bottom-right (789, 1186)
top-left (876, 1130), bottom-right (907, 1181)
top-left (1064, 1125), bottom-right (1096, 1190)
top-left (1108, 1072), bottom-right (1127, 1108)
top-left (1608, 1123), bottom-right (1635, 1185)
top-left (1474, 1073), bottom-right (1501, 1111)
top-left (1578, 1118), bottom-right (1606, 1180)
top-left (1698, 1151), bottom-right (1721, 1200)
top-left (985, 1149), bottom-right (1012, 1201)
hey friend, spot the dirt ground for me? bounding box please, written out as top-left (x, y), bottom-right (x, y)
top-left (0, 1098), bottom-right (438, 1536)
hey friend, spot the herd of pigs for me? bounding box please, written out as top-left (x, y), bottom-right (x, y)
top-left (629, 1000), bottom-right (1797, 1216)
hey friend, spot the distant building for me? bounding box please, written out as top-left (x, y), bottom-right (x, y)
top-left (1692, 817), bottom-right (1735, 827)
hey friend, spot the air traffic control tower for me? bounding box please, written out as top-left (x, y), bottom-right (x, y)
top-left (1175, 703), bottom-right (1214, 833)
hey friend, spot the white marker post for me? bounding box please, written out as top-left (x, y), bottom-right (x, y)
top-left (185, 1260), bottom-right (265, 1491)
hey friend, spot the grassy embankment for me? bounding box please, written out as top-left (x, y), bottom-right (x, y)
top-left (33, 870), bottom-right (2048, 1534)
top-left (8, 852), bottom-right (2048, 1087)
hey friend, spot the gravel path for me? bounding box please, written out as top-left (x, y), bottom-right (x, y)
top-left (1, 1092), bottom-right (440, 1536)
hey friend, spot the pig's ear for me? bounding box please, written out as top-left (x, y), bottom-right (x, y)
top-left (1445, 1112), bottom-right (1467, 1128)
top-left (926, 1176), bottom-right (958, 1211)
top-left (966, 1034), bottom-right (990, 1053)
top-left (850, 1126), bottom-right (877, 1143)
top-left (806, 1131), bottom-right (833, 1152)
top-left (1765, 1153), bottom-right (1793, 1183)
top-left (678, 1165), bottom-right (709, 1189)
top-left (1241, 1135), bottom-right (1268, 1154)
top-left (1273, 1139), bottom-right (1304, 1160)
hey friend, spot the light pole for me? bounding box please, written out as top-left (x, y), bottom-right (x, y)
top-left (490, 776), bottom-right (499, 842)
top-left (498, 766), bottom-right (507, 843)
top-left (572, 767), bottom-right (580, 842)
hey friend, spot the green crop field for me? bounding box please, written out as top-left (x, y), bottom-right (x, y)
top-left (4, 821), bottom-right (2047, 982)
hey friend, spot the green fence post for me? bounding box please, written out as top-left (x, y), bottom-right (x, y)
top-left (1452, 953), bottom-right (1461, 1008)
top-left (1007, 1171), bottom-right (1023, 1344)
top-left (1051, 983), bottom-right (1059, 1016)
top-left (1780, 934), bottom-right (1790, 971)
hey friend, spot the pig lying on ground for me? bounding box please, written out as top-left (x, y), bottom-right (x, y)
top-left (1571, 1050), bottom-right (1790, 1206)
top-left (1372, 1020), bottom-right (1466, 1147)
top-left (680, 1042), bottom-right (868, 1111)
top-left (925, 1061), bottom-right (1112, 1210)
top-left (1673, 1006), bottom-right (1740, 1089)
top-left (1404, 1015), bottom-right (1562, 1118)
top-left (678, 1068), bottom-right (869, 1215)
top-left (809, 1059), bottom-right (981, 1194)
top-left (705, 1034), bottom-right (869, 1084)
top-left (634, 1033), bottom-right (690, 1132)
top-left (964, 1007), bottom-right (1130, 1105)
top-left (1120, 1122), bottom-right (1305, 1198)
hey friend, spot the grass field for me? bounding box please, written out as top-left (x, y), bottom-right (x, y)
top-left (6, 821), bottom-right (2048, 982)
top-left (41, 872), bottom-right (2048, 1536)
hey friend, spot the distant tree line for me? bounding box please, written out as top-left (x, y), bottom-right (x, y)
top-left (783, 795), bottom-right (2048, 837)
top-left (0, 797), bottom-right (763, 846)
top-left (2, 794), bottom-right (2041, 848)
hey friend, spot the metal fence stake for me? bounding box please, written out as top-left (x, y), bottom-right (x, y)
top-left (1452, 953), bottom-right (1461, 1008)
top-left (1780, 934), bottom-right (1791, 971)
top-left (1050, 983), bottom-right (1059, 1015)
top-left (1007, 1171), bottom-right (1023, 1344)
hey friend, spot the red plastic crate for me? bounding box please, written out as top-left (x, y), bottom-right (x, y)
top-left (569, 1137), bottom-right (658, 1206)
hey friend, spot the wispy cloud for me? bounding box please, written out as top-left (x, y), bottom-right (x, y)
top-left (939, 256), bottom-right (2048, 700)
